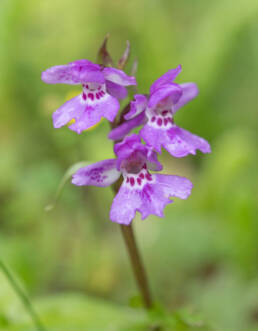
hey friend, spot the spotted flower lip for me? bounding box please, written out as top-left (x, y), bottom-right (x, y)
top-left (108, 66), bottom-right (211, 157)
top-left (41, 59), bottom-right (137, 134)
top-left (72, 134), bottom-right (192, 225)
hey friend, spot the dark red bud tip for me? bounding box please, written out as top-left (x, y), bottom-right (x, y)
top-left (97, 33), bottom-right (114, 67)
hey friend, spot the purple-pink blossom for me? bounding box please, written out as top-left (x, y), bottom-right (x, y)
top-left (41, 60), bottom-right (136, 133)
top-left (72, 134), bottom-right (192, 225)
top-left (109, 65), bottom-right (211, 157)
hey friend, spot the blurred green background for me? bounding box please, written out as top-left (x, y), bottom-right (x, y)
top-left (0, 0), bottom-right (258, 330)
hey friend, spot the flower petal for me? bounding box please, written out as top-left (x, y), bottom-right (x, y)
top-left (166, 126), bottom-right (211, 157)
top-left (140, 124), bottom-right (211, 157)
top-left (110, 183), bottom-right (141, 225)
top-left (68, 94), bottom-right (120, 134)
top-left (103, 67), bottom-right (137, 86)
top-left (140, 123), bottom-right (168, 153)
top-left (124, 94), bottom-right (148, 120)
top-left (150, 65), bottom-right (182, 94)
top-left (42, 65), bottom-right (81, 85)
top-left (41, 61), bottom-right (104, 85)
top-left (148, 84), bottom-right (182, 109)
top-left (52, 95), bottom-right (85, 129)
top-left (154, 174), bottom-right (193, 200)
top-left (173, 83), bottom-right (199, 113)
top-left (72, 159), bottom-right (120, 187)
top-left (106, 80), bottom-right (128, 99)
top-left (108, 112), bottom-right (146, 141)
top-left (110, 173), bottom-right (192, 225)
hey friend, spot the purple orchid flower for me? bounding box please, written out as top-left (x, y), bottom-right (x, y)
top-left (41, 60), bottom-right (136, 134)
top-left (109, 65), bottom-right (211, 157)
top-left (72, 134), bottom-right (192, 225)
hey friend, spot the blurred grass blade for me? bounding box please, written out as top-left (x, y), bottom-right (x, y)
top-left (97, 33), bottom-right (114, 66)
top-left (0, 260), bottom-right (46, 331)
top-left (118, 40), bottom-right (130, 69)
top-left (45, 161), bottom-right (91, 212)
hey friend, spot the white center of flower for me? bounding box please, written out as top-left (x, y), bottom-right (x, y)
top-left (123, 164), bottom-right (154, 189)
top-left (81, 83), bottom-right (106, 102)
top-left (146, 106), bottom-right (174, 129)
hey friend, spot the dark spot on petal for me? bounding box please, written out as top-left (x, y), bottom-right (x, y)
top-left (88, 93), bottom-right (94, 101)
top-left (130, 177), bottom-right (135, 186)
top-left (137, 178), bottom-right (142, 185)
top-left (82, 93), bottom-right (87, 100)
top-left (146, 173), bottom-right (152, 181)
top-left (151, 116), bottom-right (156, 122)
top-left (139, 173), bottom-right (144, 179)
top-left (157, 118), bottom-right (162, 126)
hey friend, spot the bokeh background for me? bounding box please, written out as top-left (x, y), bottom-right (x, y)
top-left (1, 0), bottom-right (258, 330)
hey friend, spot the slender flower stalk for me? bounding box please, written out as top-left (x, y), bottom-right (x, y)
top-left (120, 224), bottom-right (153, 309)
top-left (112, 177), bottom-right (153, 309)
top-left (0, 259), bottom-right (46, 331)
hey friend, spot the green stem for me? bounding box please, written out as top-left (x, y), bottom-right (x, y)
top-left (0, 259), bottom-right (46, 331)
top-left (120, 224), bottom-right (153, 309)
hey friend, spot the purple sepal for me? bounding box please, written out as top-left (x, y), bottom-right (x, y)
top-left (150, 65), bottom-right (182, 94)
top-left (42, 60), bottom-right (104, 85)
top-left (103, 67), bottom-right (137, 86)
top-left (72, 159), bottom-right (120, 187)
top-left (173, 83), bottom-right (199, 113)
top-left (125, 94), bottom-right (148, 120)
